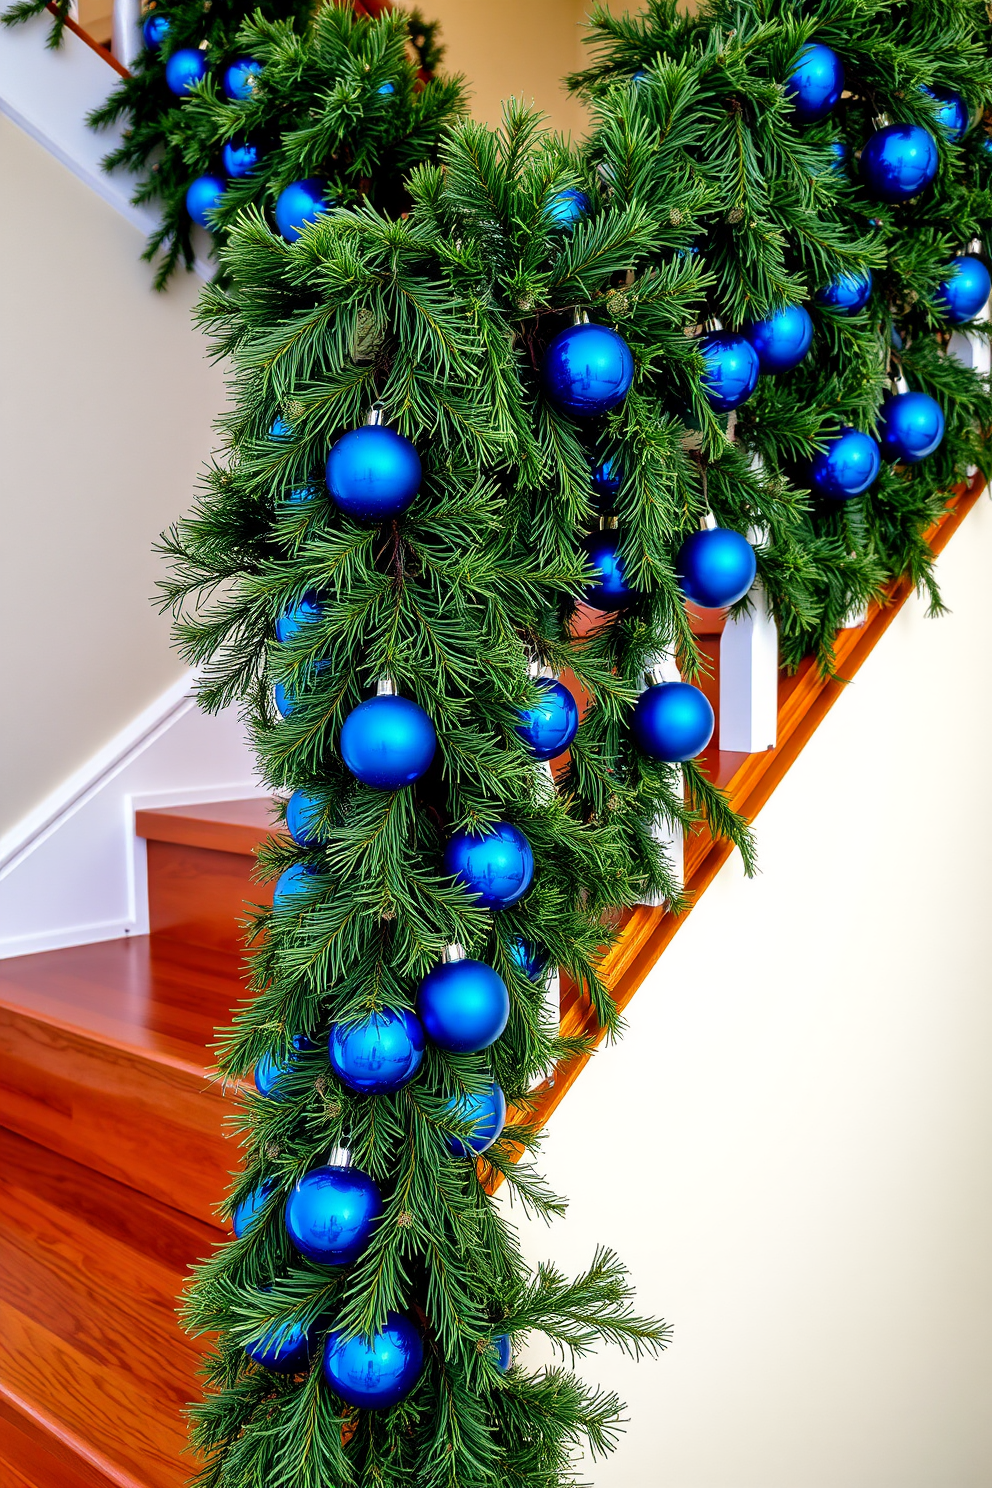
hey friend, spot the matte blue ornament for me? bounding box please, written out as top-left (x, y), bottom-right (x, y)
top-left (285, 790), bottom-right (325, 847)
top-left (323, 1312), bottom-right (423, 1409)
top-left (815, 268), bottom-right (873, 314)
top-left (698, 333), bottom-right (760, 412)
top-left (935, 255), bottom-right (991, 323)
top-left (245, 1306), bottom-right (320, 1374)
top-left (444, 823), bottom-right (534, 911)
top-left (492, 1334), bottom-right (512, 1372)
top-left (921, 86), bottom-right (969, 143)
top-left (631, 682), bottom-right (714, 763)
top-left (272, 861), bottom-right (317, 908)
top-left (445, 1082), bottom-right (507, 1155)
top-left (515, 679), bottom-right (579, 761)
top-left (222, 138), bottom-right (259, 177)
top-left (285, 1163), bottom-right (383, 1265)
top-left (545, 189), bottom-right (591, 229)
top-left (877, 391), bottom-right (945, 463)
top-left (185, 174), bottom-right (224, 229)
top-left (860, 123), bottom-right (939, 203)
top-left (325, 424), bottom-right (421, 521)
top-left (785, 43), bottom-right (844, 123)
top-left (417, 957), bottom-right (510, 1054)
top-left (541, 322), bottom-right (634, 417)
top-left (509, 938), bottom-right (548, 981)
top-left (591, 456), bottom-right (620, 498)
top-left (232, 1180), bottom-right (274, 1238)
top-left (676, 526), bottom-right (756, 608)
top-left (809, 427), bottom-right (881, 498)
top-left (275, 591), bottom-right (323, 644)
top-left (274, 179), bottom-right (329, 242)
top-left (328, 1009), bottom-right (425, 1094)
top-left (377, 80), bottom-right (395, 95)
top-left (223, 57), bottom-right (261, 100)
top-left (164, 47), bottom-right (206, 96)
top-left (142, 12), bottom-right (170, 48)
top-left (340, 694), bottom-right (436, 790)
top-left (581, 529), bottom-right (636, 611)
top-left (744, 304), bottom-right (813, 373)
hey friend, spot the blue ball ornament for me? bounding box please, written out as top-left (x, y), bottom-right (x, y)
top-left (328, 1009), bottom-right (425, 1094)
top-left (284, 1163), bottom-right (383, 1265)
top-left (222, 138), bottom-right (259, 177)
top-left (676, 526), bottom-right (756, 608)
top-left (446, 1082), bottom-right (507, 1156)
top-left (444, 823), bottom-right (534, 912)
top-left (516, 679), bottom-right (579, 761)
top-left (744, 304), bottom-right (813, 373)
top-left (223, 57), bottom-right (261, 101)
top-left (509, 938), bottom-right (548, 981)
top-left (285, 790), bottom-right (325, 847)
top-left (492, 1334), bottom-right (513, 1372)
top-left (935, 255), bottom-right (991, 323)
top-left (698, 332), bottom-right (760, 412)
top-left (274, 178), bottom-right (329, 242)
top-left (245, 1305), bottom-right (320, 1374)
top-left (377, 80), bottom-right (395, 95)
top-left (185, 174), bottom-right (225, 229)
top-left (269, 416), bottom-right (292, 440)
top-left (809, 427), bottom-right (881, 499)
top-left (982, 136), bottom-right (992, 158)
top-left (581, 528), bottom-right (637, 611)
top-left (860, 123), bottom-right (939, 203)
top-left (631, 682), bottom-right (714, 763)
top-left (815, 268), bottom-right (873, 314)
top-left (545, 189), bottom-right (591, 229)
top-left (275, 591), bottom-right (323, 644)
top-left (877, 391), bottom-right (945, 464)
top-left (417, 958), bottom-right (510, 1054)
top-left (340, 694), bottom-right (436, 790)
top-left (785, 43), bottom-right (844, 123)
top-left (142, 12), bottom-right (170, 48)
top-left (254, 1048), bottom-right (290, 1099)
top-left (325, 425), bottom-right (421, 521)
top-left (274, 680), bottom-right (296, 718)
top-left (921, 85), bottom-right (969, 143)
top-left (825, 141), bottom-right (849, 174)
top-left (272, 861), bottom-right (318, 908)
top-left (541, 322), bottom-right (634, 417)
top-left (591, 456), bottom-right (620, 498)
top-left (323, 1312), bottom-right (423, 1409)
top-left (164, 47), bottom-right (207, 96)
top-left (232, 1180), bottom-right (274, 1238)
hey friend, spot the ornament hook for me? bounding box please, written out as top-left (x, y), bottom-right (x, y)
top-left (365, 403), bottom-right (386, 427)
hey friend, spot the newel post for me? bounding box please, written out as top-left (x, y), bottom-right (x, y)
top-left (112, 0), bottom-right (144, 69)
top-left (637, 650), bottom-right (684, 908)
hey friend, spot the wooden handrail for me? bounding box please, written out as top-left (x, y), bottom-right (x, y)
top-left (45, 2), bottom-right (129, 75)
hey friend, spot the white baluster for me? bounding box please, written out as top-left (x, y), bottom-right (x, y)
top-left (946, 248), bottom-right (990, 479)
top-left (112, 0), bottom-right (144, 68)
top-left (719, 559), bottom-right (778, 752)
top-left (637, 650), bottom-right (684, 908)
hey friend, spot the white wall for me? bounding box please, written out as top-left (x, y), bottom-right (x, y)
top-left (510, 495), bottom-right (992, 1487)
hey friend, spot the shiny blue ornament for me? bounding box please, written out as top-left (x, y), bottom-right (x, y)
top-left (269, 416), bottom-right (292, 440)
top-left (860, 124), bottom-right (939, 203)
top-left (325, 425), bottom-right (421, 521)
top-left (785, 43), bottom-right (844, 123)
top-left (809, 428), bottom-right (881, 499)
top-left (444, 823), bottom-right (534, 911)
top-left (581, 529), bottom-right (636, 611)
top-left (340, 695), bottom-right (436, 790)
top-left (546, 189), bottom-right (591, 228)
top-left (328, 1009), bottom-right (425, 1094)
top-left (825, 141), bottom-right (849, 174)
top-left (541, 322), bottom-right (634, 417)
top-left (417, 958), bottom-right (510, 1054)
top-left (223, 57), bottom-right (261, 101)
top-left (272, 861), bottom-right (317, 908)
top-left (698, 332), bottom-right (760, 412)
top-left (744, 305), bottom-right (813, 373)
top-left (509, 938), bottom-right (548, 981)
top-left (877, 391), bottom-right (945, 464)
top-left (591, 456), bottom-right (620, 498)
top-left (185, 174), bottom-right (224, 229)
top-left (274, 680), bottom-right (295, 718)
top-left (377, 80), bottom-right (395, 95)
top-left (222, 138), bottom-right (259, 177)
top-left (677, 526), bottom-right (756, 608)
top-left (323, 1312), bottom-right (423, 1409)
top-left (232, 1180), bottom-right (274, 1238)
top-left (285, 790), bottom-right (325, 847)
top-left (921, 86), bottom-right (969, 143)
top-left (164, 47), bottom-right (206, 96)
top-left (253, 1034), bottom-right (312, 1101)
top-left (285, 1163), bottom-right (383, 1265)
top-left (982, 136), bottom-right (992, 158)
top-left (632, 682), bottom-right (714, 762)
top-left (446, 1082), bottom-right (507, 1155)
top-left (142, 12), bottom-right (170, 48)
top-left (516, 679), bottom-right (579, 761)
top-left (492, 1334), bottom-right (512, 1372)
top-left (815, 268), bottom-right (873, 314)
top-left (274, 178), bottom-right (329, 242)
top-left (935, 255), bottom-right (991, 323)
top-left (245, 1306), bottom-right (320, 1374)
top-left (276, 591), bottom-right (323, 644)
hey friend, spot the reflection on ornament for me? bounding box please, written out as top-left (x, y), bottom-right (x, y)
top-left (784, 43), bottom-right (844, 123)
top-left (698, 332), bottom-right (759, 411)
top-left (877, 391), bottom-right (944, 463)
top-left (275, 591), bottom-right (323, 644)
top-left (631, 681), bottom-right (714, 762)
top-left (444, 823), bottom-right (534, 910)
top-left (545, 189), bottom-right (591, 228)
top-left (222, 138), bottom-right (259, 177)
top-left (744, 305), bottom-right (813, 373)
top-left (284, 1163), bottom-right (383, 1264)
top-left (323, 1312), bottom-right (424, 1408)
top-left (445, 1082), bottom-right (507, 1155)
top-left (809, 427), bottom-right (881, 499)
top-left (328, 1009), bottom-right (425, 1093)
top-left (541, 322), bottom-right (634, 417)
top-left (860, 124), bottom-right (938, 202)
top-left (920, 86), bottom-right (969, 142)
top-left (325, 423), bottom-right (421, 520)
top-left (935, 255), bottom-right (991, 323)
top-left (223, 57), bottom-right (262, 101)
top-left (165, 48), bottom-right (207, 96)
top-left (581, 528), bottom-right (637, 611)
top-left (516, 679), bottom-right (579, 761)
top-left (815, 268), bottom-right (873, 314)
top-left (142, 13), bottom-right (170, 48)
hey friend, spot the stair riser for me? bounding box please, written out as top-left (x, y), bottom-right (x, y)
top-left (146, 840), bottom-right (272, 954)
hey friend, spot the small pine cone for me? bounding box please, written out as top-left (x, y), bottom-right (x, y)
top-left (475, 1337), bottom-right (490, 1355)
top-left (517, 295), bottom-right (535, 312)
top-left (726, 207), bottom-right (744, 224)
top-left (396, 1210), bottom-right (415, 1229)
top-left (607, 793), bottom-right (620, 812)
top-left (605, 288), bottom-right (631, 319)
top-left (314, 1075), bottom-right (327, 1097)
top-left (323, 1099), bottom-right (342, 1120)
top-left (284, 399), bottom-right (305, 423)
top-left (265, 1141), bottom-right (281, 1161)
top-left (381, 907), bottom-right (396, 921)
top-left (669, 207), bottom-right (683, 225)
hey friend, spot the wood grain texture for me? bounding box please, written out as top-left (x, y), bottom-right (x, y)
top-left (146, 841), bottom-right (273, 954)
top-left (136, 799), bottom-right (280, 858)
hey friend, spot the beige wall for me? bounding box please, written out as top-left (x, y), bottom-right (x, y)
top-left (509, 496), bottom-right (992, 1485)
top-left (0, 115), bottom-right (226, 834)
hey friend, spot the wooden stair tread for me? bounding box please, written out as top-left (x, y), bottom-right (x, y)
top-left (135, 797), bottom-right (280, 857)
top-left (0, 1127), bottom-right (220, 1488)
